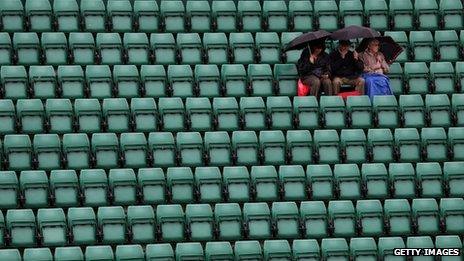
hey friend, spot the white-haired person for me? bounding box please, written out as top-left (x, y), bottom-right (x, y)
top-left (358, 38), bottom-right (393, 99)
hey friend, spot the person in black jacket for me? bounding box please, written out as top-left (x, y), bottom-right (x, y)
top-left (297, 41), bottom-right (333, 97)
top-left (329, 40), bottom-right (365, 94)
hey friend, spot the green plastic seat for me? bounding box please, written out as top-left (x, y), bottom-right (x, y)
top-left (356, 200), bottom-right (384, 236)
top-left (0, 99), bottom-right (16, 134)
top-left (404, 63), bottom-right (430, 95)
top-left (113, 65), bottom-right (141, 99)
top-left (41, 33), bottom-right (68, 65)
top-left (96, 33), bottom-right (123, 65)
top-left (279, 165), bottom-right (306, 201)
top-left (314, 0), bottom-right (339, 31)
top-left (367, 129), bottom-right (394, 163)
top-left (339, 0), bottom-right (364, 27)
top-left (214, 203), bottom-right (242, 241)
top-left (62, 134), bottom-right (91, 170)
top-left (0, 33), bottom-right (12, 65)
top-left (250, 165), bottom-right (279, 201)
top-left (97, 206), bottom-right (126, 244)
top-left (80, 0), bottom-right (106, 32)
top-left (321, 238), bottom-right (350, 260)
top-left (0, 0), bottom-right (25, 32)
top-left (421, 127), bottom-right (448, 162)
top-left (288, 1), bottom-right (312, 31)
top-left (50, 170), bottom-right (79, 208)
top-left (364, 0), bottom-right (389, 31)
top-left (91, 133), bottom-right (120, 169)
top-left (300, 201), bottom-right (329, 239)
top-left (54, 247), bottom-right (84, 261)
top-left (248, 64), bottom-right (274, 97)
top-left (148, 132), bottom-right (176, 167)
top-left (69, 33), bottom-right (96, 65)
top-left (107, 0), bottom-right (132, 32)
top-left (378, 237), bottom-right (406, 261)
top-left (175, 243), bottom-right (204, 260)
top-left (274, 63), bottom-right (298, 96)
top-left (237, 0), bottom-right (261, 32)
top-left (80, 169), bottom-right (109, 207)
top-left (243, 203), bottom-right (272, 240)
top-left (425, 94), bottom-right (451, 127)
top-left (195, 64), bottom-right (221, 97)
top-left (259, 131), bottom-right (286, 166)
top-left (186, 97), bottom-right (212, 131)
top-left (293, 239), bottom-right (320, 260)
top-left (350, 237), bottom-right (378, 260)
top-left (223, 166), bottom-right (250, 203)
top-left (140, 65), bottom-right (166, 97)
top-left (195, 167), bottom-right (222, 203)
top-left (23, 248), bottom-right (53, 261)
top-left (435, 235), bottom-right (463, 261)
top-left (389, 0), bottom-right (414, 31)
top-left (211, 1), bottom-right (237, 32)
top-left (16, 99), bottom-right (44, 134)
top-left (146, 244), bottom-right (174, 260)
top-left (448, 127), bottom-right (464, 161)
top-left (334, 164), bottom-right (361, 200)
top-left (307, 165), bottom-right (334, 200)
top-left (430, 62), bottom-right (455, 95)
top-left (221, 64), bottom-right (247, 97)
top-left (415, 0), bottom-right (439, 30)
top-left (57, 66), bottom-right (85, 99)
top-left (213, 97), bottom-right (240, 131)
top-left (45, 99), bottom-right (73, 134)
top-left (160, 0), bottom-right (185, 33)
top-left (167, 167), bottom-right (195, 204)
top-left (372, 96), bottom-right (399, 128)
top-left (384, 33), bottom-right (408, 64)
top-left (255, 32), bottom-right (281, 65)
top-left (37, 208), bottom-right (67, 247)
top-left (186, 0), bottom-right (211, 33)
top-left (157, 204), bottom-right (185, 242)
top-left (399, 95), bottom-right (426, 128)
top-left (204, 131), bottom-right (232, 167)
top-left (109, 169), bottom-right (137, 206)
top-left (67, 207), bottom-right (97, 246)
top-left (266, 96), bottom-right (292, 130)
top-left (4, 134), bottom-right (32, 171)
top-left (120, 133), bottom-right (148, 168)
top-left (115, 245), bottom-right (144, 261)
top-left (53, 0), bottom-right (79, 32)
top-left (272, 202), bottom-right (299, 239)
top-left (127, 205), bottom-right (156, 244)
top-left (340, 129), bottom-right (367, 164)
top-left (440, 0), bottom-right (464, 30)
top-left (229, 33), bottom-right (255, 65)
top-left (361, 163), bottom-right (389, 199)
top-left (123, 33), bottom-right (149, 65)
top-left (440, 198), bottom-right (464, 234)
top-left (137, 168), bottom-right (166, 204)
top-left (33, 134), bottom-right (61, 171)
top-left (263, 1), bottom-right (287, 32)
top-left (13, 33), bottom-right (40, 65)
top-left (293, 96), bottom-right (319, 130)
top-left (389, 163), bottom-right (417, 199)
top-left (320, 96), bottom-right (346, 129)
top-left (286, 130), bottom-right (313, 165)
top-left (328, 200), bottom-right (356, 237)
top-left (314, 130), bottom-right (340, 164)
top-left (240, 97), bottom-right (266, 130)
top-left (435, 30), bottom-right (460, 62)
top-left (6, 209), bottom-right (36, 247)
top-left (452, 93), bottom-right (464, 126)
top-left (232, 131), bottom-right (259, 166)
top-left (131, 98), bottom-right (157, 132)
top-left (386, 63), bottom-right (404, 94)
top-left (384, 199), bottom-right (412, 236)
top-left (346, 96), bottom-right (372, 128)
top-left (176, 132), bottom-right (204, 167)
top-left (263, 240), bottom-right (292, 260)
top-left (134, 0), bottom-right (159, 33)
top-left (185, 204), bottom-right (214, 241)
top-left (28, 66), bottom-right (57, 99)
top-left (203, 33), bottom-right (228, 66)
top-left (205, 242), bottom-right (233, 261)
top-left (102, 98), bottom-right (131, 133)
top-left (406, 237), bottom-right (435, 260)
top-left (85, 65), bottom-right (113, 99)
top-left (281, 33), bottom-right (302, 65)
top-left (85, 246), bottom-right (114, 261)
top-left (158, 97), bottom-right (185, 132)
top-left (0, 171), bottom-right (19, 209)
top-left (177, 33), bottom-right (203, 65)
top-left (150, 33), bottom-right (176, 65)
top-left (412, 198), bottom-right (440, 235)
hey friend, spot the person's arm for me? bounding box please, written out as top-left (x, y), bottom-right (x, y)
top-left (329, 52), bottom-right (343, 76)
top-left (380, 53), bottom-right (390, 73)
top-left (359, 53), bottom-right (373, 72)
top-left (352, 52), bottom-right (364, 72)
top-left (321, 53), bottom-right (331, 77)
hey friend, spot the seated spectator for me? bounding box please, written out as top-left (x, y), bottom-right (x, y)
top-left (329, 40), bottom-right (365, 95)
top-left (297, 41), bottom-right (333, 97)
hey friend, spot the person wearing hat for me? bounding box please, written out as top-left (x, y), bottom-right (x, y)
top-left (329, 40), bottom-right (365, 95)
top-left (297, 40), bottom-right (333, 97)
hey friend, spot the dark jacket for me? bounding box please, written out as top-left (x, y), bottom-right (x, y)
top-left (297, 48), bottom-right (331, 79)
top-left (329, 49), bottom-right (364, 79)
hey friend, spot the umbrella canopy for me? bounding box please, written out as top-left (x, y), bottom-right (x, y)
top-left (284, 30), bottom-right (331, 51)
top-left (356, 36), bottom-right (404, 64)
top-left (330, 25), bottom-right (380, 40)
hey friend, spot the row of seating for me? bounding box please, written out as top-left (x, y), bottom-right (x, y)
top-left (1, 0), bottom-right (462, 33)
top-left (2, 235), bottom-right (461, 261)
top-left (1, 161), bottom-right (463, 209)
top-left (2, 94), bottom-right (464, 135)
top-left (0, 198), bottom-right (463, 247)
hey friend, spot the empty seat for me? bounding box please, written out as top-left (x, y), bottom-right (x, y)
top-left (232, 131), bottom-right (259, 166)
top-left (102, 98), bottom-right (131, 133)
top-left (159, 0), bottom-right (185, 33)
top-left (53, 0), bottom-right (79, 32)
top-left (96, 33), bottom-right (123, 65)
top-left (127, 206), bottom-right (156, 244)
top-left (13, 33), bottom-right (40, 65)
top-left (248, 64), bottom-right (274, 97)
top-left (41, 33), bottom-right (68, 66)
top-left (133, 0), bottom-right (159, 33)
top-left (340, 129), bottom-right (367, 164)
top-left (205, 242), bottom-right (234, 261)
top-left (176, 132), bottom-right (204, 167)
top-left (367, 129), bottom-right (395, 163)
top-left (158, 97), bottom-right (185, 132)
top-left (243, 203), bottom-right (272, 240)
top-left (123, 33), bottom-right (149, 65)
top-left (16, 99), bottom-right (45, 134)
top-left (185, 204), bottom-right (214, 241)
top-left (67, 207), bottom-right (97, 246)
top-left (234, 241), bottom-right (262, 260)
top-left (28, 66), bottom-right (57, 99)
top-left (435, 235), bottom-right (463, 260)
top-left (412, 198), bottom-right (440, 235)
top-left (54, 247), bottom-right (84, 261)
top-left (448, 127), bottom-right (464, 161)
top-left (107, 0), bottom-right (132, 32)
top-left (356, 200), bottom-right (384, 236)
top-left (23, 248), bottom-right (52, 261)
top-left (137, 168), bottom-right (166, 205)
top-left (204, 131), bottom-right (232, 167)
top-left (131, 98), bottom-right (157, 132)
top-left (223, 166), bottom-right (250, 203)
top-left (251, 165), bottom-right (279, 201)
top-left (415, 0), bottom-right (439, 30)
top-left (120, 133), bottom-right (149, 168)
top-left (214, 203), bottom-right (242, 241)
top-left (321, 238), bottom-right (350, 260)
top-left (301, 201), bottom-right (329, 239)
top-left (426, 94), bottom-right (452, 127)
top-left (440, 198), bottom-right (464, 234)
top-left (267, 96), bottom-right (292, 130)
top-left (384, 199), bottom-right (412, 235)
top-left (279, 165), bottom-right (306, 201)
top-left (272, 202), bottom-right (299, 239)
top-left (281, 32), bottom-right (303, 65)
top-left (346, 96), bottom-right (372, 128)
top-left (186, 0), bottom-right (211, 33)
top-left (339, 0), bottom-right (364, 27)
top-left (185, 97), bottom-right (213, 131)
top-left (0, 0), bottom-right (25, 32)
top-left (221, 64), bottom-right (247, 97)
top-left (69, 33), bottom-right (96, 65)
top-left (195, 64), bottom-right (221, 97)
top-left (57, 66), bottom-right (85, 99)
top-left (85, 246), bottom-right (114, 261)
top-left (176, 243), bottom-right (204, 260)
top-left (443, 162), bottom-right (464, 198)
top-left (6, 209), bottom-right (37, 247)
top-left (263, 1), bottom-right (288, 32)
top-left (50, 170), bottom-right (79, 208)
top-left (115, 245), bottom-right (144, 261)
top-left (167, 167), bottom-right (195, 204)
top-left (259, 131), bottom-right (286, 166)
top-left (211, 1), bottom-right (237, 32)
top-left (264, 240), bottom-right (292, 260)
top-left (3, 134), bottom-right (32, 171)
top-left (274, 64), bottom-right (298, 96)
top-left (421, 127), bottom-right (448, 162)
top-left (240, 97), bottom-right (267, 130)
top-left (108, 169), bottom-right (137, 206)
top-left (289, 0), bottom-right (313, 31)
top-left (378, 237), bottom-right (405, 260)
top-left (313, 0), bottom-right (339, 31)
top-left (286, 130), bottom-right (313, 165)
top-left (387, 62), bottom-right (405, 94)
top-left (98, 206), bottom-right (126, 244)
top-left (195, 167), bottom-right (222, 203)
top-left (177, 33), bottom-right (203, 65)
top-left (389, 0), bottom-right (414, 31)
top-left (146, 244), bottom-right (174, 260)
top-left (80, 0), bottom-right (106, 32)
top-left (389, 163), bottom-right (417, 199)
top-left (113, 65), bottom-right (141, 99)
top-left (435, 30), bottom-right (460, 62)
top-left (314, 130), bottom-right (340, 164)
top-left (85, 65), bottom-right (113, 99)
top-left (430, 62), bottom-right (456, 94)
top-left (0, 99), bottom-right (16, 134)
top-left (293, 239), bottom-right (320, 260)
top-left (404, 63), bottom-right (430, 95)
top-left (307, 165), bottom-right (334, 200)
top-left (0, 171), bottom-right (19, 209)
top-left (334, 164), bottom-right (362, 200)
top-left (293, 96), bottom-right (319, 130)
top-left (237, 0), bottom-right (261, 32)
top-left (45, 99), bottom-right (73, 134)
top-left (91, 133), bottom-right (120, 169)
top-left (203, 33), bottom-right (229, 66)
top-left (320, 96), bottom-right (346, 129)
top-left (406, 237), bottom-right (435, 255)
top-left (62, 134), bottom-right (91, 170)
top-left (440, 0), bottom-right (464, 30)
top-left (255, 33), bottom-right (281, 65)
top-left (156, 204), bottom-right (185, 242)
top-left (229, 33), bottom-right (255, 64)
top-left (362, 163), bottom-right (389, 199)
top-left (350, 237), bottom-right (378, 260)
top-left (213, 97), bottom-right (240, 131)
top-left (452, 93), bottom-right (464, 126)
top-left (150, 33), bottom-right (176, 65)
top-left (140, 65), bottom-right (167, 97)
top-left (148, 132), bottom-right (176, 167)
top-left (80, 169), bottom-right (109, 207)
top-left (37, 208), bottom-right (67, 247)
top-left (33, 134), bottom-right (62, 171)
top-left (399, 95), bottom-right (426, 128)
top-left (364, 0), bottom-right (389, 31)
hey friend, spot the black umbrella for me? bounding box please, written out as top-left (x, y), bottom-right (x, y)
top-left (330, 25), bottom-right (380, 40)
top-left (284, 30), bottom-right (331, 51)
top-left (356, 36), bottom-right (404, 64)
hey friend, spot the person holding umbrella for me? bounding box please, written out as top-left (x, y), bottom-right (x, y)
top-left (329, 40), bottom-right (365, 95)
top-left (296, 40), bottom-right (333, 97)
